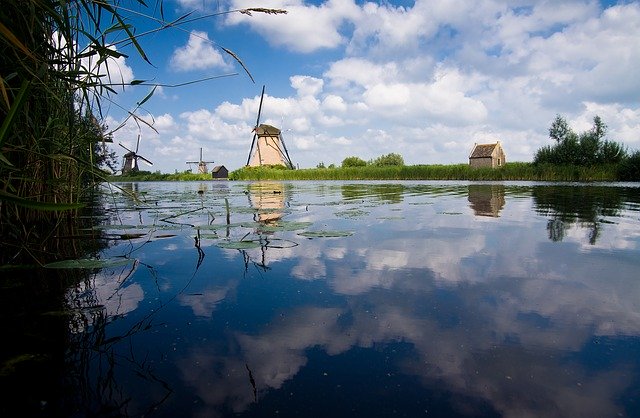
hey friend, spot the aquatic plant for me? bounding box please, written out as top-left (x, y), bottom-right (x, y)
top-left (0, 1), bottom-right (287, 264)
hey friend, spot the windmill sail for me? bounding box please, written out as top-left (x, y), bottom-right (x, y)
top-left (186, 148), bottom-right (214, 174)
top-left (119, 134), bottom-right (153, 174)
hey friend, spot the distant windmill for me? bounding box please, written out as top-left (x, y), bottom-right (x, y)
top-left (119, 134), bottom-right (153, 174)
top-left (246, 85), bottom-right (294, 169)
top-left (186, 148), bottom-right (215, 174)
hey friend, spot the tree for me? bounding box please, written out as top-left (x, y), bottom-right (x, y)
top-left (371, 153), bottom-right (404, 167)
top-left (534, 115), bottom-right (626, 166)
top-left (342, 156), bottom-right (367, 167)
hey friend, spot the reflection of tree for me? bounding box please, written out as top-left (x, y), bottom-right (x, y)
top-left (341, 183), bottom-right (405, 203)
top-left (468, 184), bottom-right (506, 217)
top-left (532, 186), bottom-right (627, 244)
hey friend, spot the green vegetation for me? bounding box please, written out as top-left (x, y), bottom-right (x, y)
top-left (340, 153), bottom-right (404, 168)
top-left (370, 152), bottom-right (405, 167)
top-left (0, 1), bottom-right (286, 264)
top-left (342, 156), bottom-right (368, 167)
top-left (230, 162), bottom-right (619, 181)
top-left (535, 115), bottom-right (628, 166)
top-left (110, 170), bottom-right (214, 182)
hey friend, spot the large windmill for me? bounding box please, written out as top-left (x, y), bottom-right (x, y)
top-left (246, 85), bottom-right (294, 169)
top-left (119, 135), bottom-right (153, 174)
top-left (186, 148), bottom-right (215, 174)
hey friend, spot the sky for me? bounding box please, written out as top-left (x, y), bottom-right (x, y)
top-left (96, 0), bottom-right (640, 173)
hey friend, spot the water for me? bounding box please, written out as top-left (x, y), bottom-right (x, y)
top-left (2, 181), bottom-right (640, 417)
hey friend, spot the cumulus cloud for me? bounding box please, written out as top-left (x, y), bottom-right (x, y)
top-left (170, 30), bottom-right (233, 71)
top-left (225, 0), bottom-right (361, 53)
top-left (107, 0), bottom-right (639, 172)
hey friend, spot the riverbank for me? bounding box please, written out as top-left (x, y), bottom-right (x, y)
top-left (111, 162), bottom-right (626, 182)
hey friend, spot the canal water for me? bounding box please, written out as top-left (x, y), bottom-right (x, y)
top-left (2, 181), bottom-right (640, 417)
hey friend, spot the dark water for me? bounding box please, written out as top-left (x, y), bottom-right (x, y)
top-left (2, 181), bottom-right (640, 417)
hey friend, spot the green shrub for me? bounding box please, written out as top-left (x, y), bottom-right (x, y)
top-left (618, 151), bottom-right (640, 181)
top-left (342, 156), bottom-right (367, 167)
top-left (371, 153), bottom-right (404, 167)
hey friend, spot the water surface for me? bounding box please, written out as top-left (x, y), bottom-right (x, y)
top-left (7, 181), bottom-right (640, 417)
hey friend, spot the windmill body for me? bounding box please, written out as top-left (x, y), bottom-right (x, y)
top-left (246, 86), bottom-right (294, 169)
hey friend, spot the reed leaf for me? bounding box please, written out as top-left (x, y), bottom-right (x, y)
top-left (0, 190), bottom-right (85, 211)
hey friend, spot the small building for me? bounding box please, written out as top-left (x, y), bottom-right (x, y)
top-left (469, 141), bottom-right (506, 168)
top-left (211, 165), bottom-right (228, 179)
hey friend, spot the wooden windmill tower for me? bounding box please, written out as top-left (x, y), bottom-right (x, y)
top-left (119, 135), bottom-right (153, 174)
top-left (246, 86), bottom-right (294, 169)
top-left (186, 148), bottom-right (215, 174)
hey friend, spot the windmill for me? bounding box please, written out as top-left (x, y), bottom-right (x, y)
top-left (119, 134), bottom-right (153, 174)
top-left (246, 85), bottom-right (294, 169)
top-left (186, 148), bottom-right (215, 174)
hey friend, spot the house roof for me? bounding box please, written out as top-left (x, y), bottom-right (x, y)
top-left (470, 143), bottom-right (499, 159)
top-left (212, 165), bottom-right (227, 173)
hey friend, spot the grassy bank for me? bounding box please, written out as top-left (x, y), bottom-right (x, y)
top-left (106, 162), bottom-right (628, 183)
top-left (109, 171), bottom-right (214, 182)
top-left (229, 162), bottom-right (621, 182)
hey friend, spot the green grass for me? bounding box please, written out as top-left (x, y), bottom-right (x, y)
top-left (110, 171), bottom-right (214, 182)
top-left (229, 162), bottom-right (620, 182)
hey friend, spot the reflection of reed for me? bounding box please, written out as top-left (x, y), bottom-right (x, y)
top-left (64, 263), bottom-right (174, 416)
top-left (467, 184), bottom-right (506, 217)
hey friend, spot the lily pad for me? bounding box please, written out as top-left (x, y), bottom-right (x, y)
top-left (258, 221), bottom-right (313, 232)
top-left (216, 240), bottom-right (262, 250)
top-left (298, 230), bottom-right (354, 238)
top-left (44, 257), bottom-right (135, 269)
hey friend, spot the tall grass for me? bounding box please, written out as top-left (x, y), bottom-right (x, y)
top-left (0, 2), bottom-right (286, 264)
top-left (229, 162), bottom-right (620, 182)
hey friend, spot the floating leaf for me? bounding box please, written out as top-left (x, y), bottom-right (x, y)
top-left (44, 258), bottom-right (135, 269)
top-left (216, 240), bottom-right (262, 250)
top-left (198, 233), bottom-right (219, 240)
top-left (117, 233), bottom-right (147, 240)
top-left (298, 230), bottom-right (354, 238)
top-left (259, 221), bottom-right (312, 232)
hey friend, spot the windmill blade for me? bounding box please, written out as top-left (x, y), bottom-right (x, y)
top-left (279, 132), bottom-right (294, 168)
top-left (135, 134), bottom-right (141, 153)
top-left (247, 86), bottom-right (265, 165)
top-left (119, 142), bottom-right (134, 153)
top-left (137, 155), bottom-right (154, 166)
top-left (255, 85), bottom-right (265, 128)
top-left (246, 132), bottom-right (257, 166)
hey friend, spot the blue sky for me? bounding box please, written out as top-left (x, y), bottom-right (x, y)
top-left (98, 0), bottom-right (640, 172)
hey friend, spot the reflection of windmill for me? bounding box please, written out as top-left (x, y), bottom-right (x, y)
top-left (246, 85), bottom-right (294, 169)
top-left (186, 148), bottom-right (215, 174)
top-left (119, 135), bottom-right (153, 174)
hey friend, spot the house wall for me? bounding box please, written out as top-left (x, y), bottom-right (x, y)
top-left (492, 146), bottom-right (506, 168)
top-left (469, 157), bottom-right (493, 168)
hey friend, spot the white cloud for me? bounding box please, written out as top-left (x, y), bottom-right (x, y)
top-left (170, 31), bottom-right (233, 72)
top-left (290, 75), bottom-right (323, 97)
top-left (226, 0), bottom-right (361, 53)
top-left (107, 1), bottom-right (639, 172)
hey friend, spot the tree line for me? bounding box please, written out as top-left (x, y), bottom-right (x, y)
top-left (534, 115), bottom-right (639, 180)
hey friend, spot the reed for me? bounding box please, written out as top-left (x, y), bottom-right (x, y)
top-left (229, 163), bottom-right (620, 182)
top-left (1, 2), bottom-right (287, 264)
